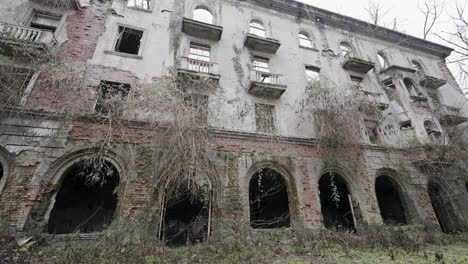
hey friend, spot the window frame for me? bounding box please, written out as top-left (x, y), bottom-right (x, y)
top-left (193, 6), bottom-right (214, 24)
top-left (298, 32), bottom-right (314, 49)
top-left (249, 20), bottom-right (267, 38)
top-left (377, 53), bottom-right (390, 70)
top-left (340, 42), bottom-right (352, 57)
top-left (29, 11), bottom-right (62, 33)
top-left (305, 65), bottom-right (320, 85)
top-left (94, 80), bottom-right (131, 115)
top-left (113, 25), bottom-right (144, 56)
top-left (126, 0), bottom-right (153, 11)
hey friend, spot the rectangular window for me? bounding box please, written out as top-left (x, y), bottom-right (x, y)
top-left (305, 66), bottom-right (320, 86)
top-left (350, 75), bottom-right (363, 88)
top-left (400, 120), bottom-right (413, 130)
top-left (30, 13), bottom-right (61, 32)
top-left (253, 56), bottom-right (272, 83)
top-left (115, 26), bottom-right (143, 55)
top-left (187, 43), bottom-right (211, 73)
top-left (95, 81), bottom-right (131, 115)
top-left (255, 103), bottom-right (276, 134)
top-left (382, 78), bottom-right (396, 89)
top-left (0, 66), bottom-right (33, 105)
top-left (184, 94), bottom-right (209, 123)
top-left (127, 0), bottom-right (151, 10)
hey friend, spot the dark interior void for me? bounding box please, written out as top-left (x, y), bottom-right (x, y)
top-left (375, 176), bottom-right (407, 225)
top-left (249, 168), bottom-right (290, 229)
top-left (115, 26), bottom-right (143, 55)
top-left (162, 183), bottom-right (209, 246)
top-left (0, 162), bottom-right (3, 182)
top-left (319, 173), bottom-right (355, 231)
top-left (47, 160), bottom-right (119, 234)
top-left (428, 182), bottom-right (460, 233)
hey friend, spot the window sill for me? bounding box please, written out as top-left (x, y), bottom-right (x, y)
top-left (299, 45), bottom-right (319, 52)
top-left (104, 50), bottom-right (143, 60)
top-left (126, 6), bottom-right (153, 13)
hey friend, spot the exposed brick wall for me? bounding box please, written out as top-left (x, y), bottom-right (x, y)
top-left (298, 158), bottom-right (321, 227)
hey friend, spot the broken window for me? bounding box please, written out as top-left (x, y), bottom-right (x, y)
top-left (250, 20), bottom-right (266, 37)
top-left (188, 43), bottom-right (211, 72)
top-left (305, 66), bottom-right (320, 87)
top-left (114, 26), bottom-right (143, 55)
top-left (340, 42), bottom-right (352, 57)
top-left (0, 66), bottom-right (33, 106)
top-left (365, 121), bottom-right (380, 144)
top-left (299, 32), bottom-right (313, 48)
top-left (400, 120), bottom-right (413, 130)
top-left (193, 6), bottom-right (214, 24)
top-left (253, 56), bottom-right (271, 83)
top-left (411, 60), bottom-right (424, 72)
top-left (249, 168), bottom-right (290, 229)
top-left (127, 0), bottom-right (151, 10)
top-left (375, 176), bottom-right (407, 225)
top-left (47, 159), bottom-right (119, 234)
top-left (424, 120), bottom-right (442, 144)
top-left (161, 181), bottom-right (210, 246)
top-left (255, 103), bottom-right (276, 134)
top-left (428, 182), bottom-right (461, 233)
top-left (350, 75), bottom-right (363, 88)
top-left (377, 53), bottom-right (389, 70)
top-left (404, 78), bottom-right (420, 97)
top-left (184, 94), bottom-right (209, 123)
top-left (95, 81), bottom-right (131, 115)
top-left (30, 13), bottom-right (61, 32)
top-left (319, 173), bottom-right (355, 231)
top-left (382, 78), bottom-right (396, 89)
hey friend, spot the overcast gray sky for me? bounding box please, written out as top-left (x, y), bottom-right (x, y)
top-left (297, 0), bottom-right (467, 91)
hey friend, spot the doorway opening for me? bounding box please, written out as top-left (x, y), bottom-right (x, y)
top-left (375, 176), bottom-right (407, 225)
top-left (428, 182), bottom-right (460, 233)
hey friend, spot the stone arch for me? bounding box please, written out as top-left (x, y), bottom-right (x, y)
top-left (298, 30), bottom-right (315, 48)
top-left (246, 161), bottom-right (300, 227)
top-left (192, 5), bottom-right (215, 24)
top-left (339, 41), bottom-right (353, 57)
top-left (427, 178), bottom-right (463, 233)
top-left (41, 149), bottom-right (127, 234)
top-left (374, 168), bottom-right (420, 225)
top-left (0, 146), bottom-right (13, 195)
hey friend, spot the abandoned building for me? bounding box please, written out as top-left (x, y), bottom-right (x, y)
top-left (0, 0), bottom-right (467, 244)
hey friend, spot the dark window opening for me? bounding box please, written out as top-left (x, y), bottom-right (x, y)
top-left (115, 26), bottom-right (143, 55)
top-left (382, 78), bottom-right (396, 89)
top-left (161, 182), bottom-right (210, 246)
top-left (95, 80), bottom-right (131, 115)
top-left (47, 160), bottom-right (119, 234)
top-left (424, 120), bottom-right (442, 144)
top-left (0, 162), bottom-right (3, 183)
top-left (0, 67), bottom-right (33, 106)
top-left (319, 173), bottom-right (355, 231)
top-left (30, 13), bottom-right (61, 32)
top-left (249, 168), bottom-right (290, 229)
top-left (350, 75), bottom-right (363, 88)
top-left (255, 103), bottom-right (276, 134)
top-left (400, 121), bottom-right (412, 130)
top-left (375, 176), bottom-right (407, 225)
top-left (428, 182), bottom-right (461, 233)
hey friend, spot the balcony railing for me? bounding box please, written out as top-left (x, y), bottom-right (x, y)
top-left (0, 23), bottom-right (55, 46)
top-left (250, 70), bottom-right (284, 85)
top-left (180, 57), bottom-right (218, 75)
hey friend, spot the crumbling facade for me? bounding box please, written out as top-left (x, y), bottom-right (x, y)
top-left (0, 0), bottom-right (467, 243)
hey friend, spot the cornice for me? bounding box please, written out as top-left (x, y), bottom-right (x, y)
top-left (243, 0), bottom-right (453, 58)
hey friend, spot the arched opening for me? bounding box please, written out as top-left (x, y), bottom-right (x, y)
top-left (47, 159), bottom-right (119, 234)
top-left (193, 6), bottom-right (213, 24)
top-left (161, 181), bottom-right (210, 246)
top-left (375, 176), bottom-right (407, 225)
top-left (340, 42), bottom-right (352, 57)
top-left (249, 20), bottom-right (266, 37)
top-left (428, 182), bottom-right (460, 233)
top-left (424, 120), bottom-right (442, 144)
top-left (319, 173), bottom-right (355, 231)
top-left (404, 78), bottom-right (420, 97)
top-left (299, 32), bottom-right (313, 48)
top-left (411, 60), bottom-right (423, 72)
top-left (377, 53), bottom-right (389, 70)
top-left (249, 168), bottom-right (290, 229)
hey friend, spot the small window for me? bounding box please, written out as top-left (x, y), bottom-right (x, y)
top-left (299, 32), bottom-right (313, 48)
top-left (253, 56), bottom-right (271, 83)
top-left (250, 20), bottom-right (266, 37)
top-left (127, 0), bottom-right (151, 10)
top-left (95, 81), bottom-right (131, 115)
top-left (188, 43), bottom-right (211, 62)
top-left (377, 53), bottom-right (389, 70)
top-left (340, 42), bottom-right (352, 57)
top-left (305, 66), bottom-right (320, 85)
top-left (255, 103), bottom-right (276, 133)
top-left (382, 78), bottom-right (396, 89)
top-left (0, 66), bottom-right (33, 105)
top-left (411, 60), bottom-right (423, 71)
top-left (30, 13), bottom-right (61, 32)
top-left (400, 121), bottom-right (413, 130)
top-left (184, 94), bottom-right (209, 123)
top-left (114, 26), bottom-right (143, 55)
top-left (366, 125), bottom-right (380, 144)
top-left (404, 78), bottom-right (419, 97)
top-left (350, 75), bottom-right (363, 88)
top-left (193, 7), bottom-right (213, 24)
top-left (424, 120), bottom-right (442, 144)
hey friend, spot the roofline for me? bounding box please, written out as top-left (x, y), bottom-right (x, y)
top-left (247, 0), bottom-right (454, 58)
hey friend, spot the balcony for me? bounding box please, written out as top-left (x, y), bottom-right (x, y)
top-left (244, 34), bottom-right (281, 54)
top-left (248, 70), bottom-right (287, 98)
top-left (181, 18), bottom-right (223, 41)
top-left (177, 57), bottom-right (220, 81)
top-left (342, 57), bottom-right (375, 74)
top-left (417, 71), bottom-right (447, 89)
top-left (438, 105), bottom-right (468, 126)
top-left (0, 23), bottom-right (56, 52)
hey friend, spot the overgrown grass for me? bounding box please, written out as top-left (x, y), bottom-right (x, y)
top-left (0, 231), bottom-right (466, 264)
